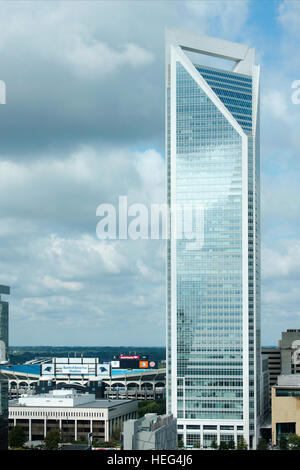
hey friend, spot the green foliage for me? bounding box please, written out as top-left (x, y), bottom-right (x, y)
top-left (8, 425), bottom-right (26, 448)
top-left (138, 399), bottom-right (166, 418)
top-left (288, 434), bottom-right (300, 450)
top-left (193, 441), bottom-right (201, 448)
top-left (228, 439), bottom-right (235, 450)
top-left (257, 438), bottom-right (268, 450)
top-left (91, 427), bottom-right (122, 449)
top-left (236, 436), bottom-right (248, 450)
top-left (93, 439), bottom-right (119, 448)
top-left (211, 440), bottom-right (218, 449)
top-left (279, 434), bottom-right (288, 450)
top-left (178, 439), bottom-right (184, 449)
top-left (219, 440), bottom-right (229, 450)
top-left (44, 429), bottom-right (61, 450)
top-left (111, 427), bottom-right (122, 443)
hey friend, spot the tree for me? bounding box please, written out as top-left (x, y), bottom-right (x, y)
top-left (193, 441), bottom-right (201, 448)
top-left (178, 439), bottom-right (184, 449)
top-left (228, 439), bottom-right (235, 450)
top-left (236, 436), bottom-right (248, 450)
top-left (44, 429), bottom-right (61, 450)
top-left (279, 434), bottom-right (288, 450)
top-left (219, 440), bottom-right (228, 450)
top-left (138, 399), bottom-right (166, 418)
top-left (8, 425), bottom-right (26, 448)
top-left (257, 438), bottom-right (268, 450)
top-left (94, 439), bottom-right (115, 448)
top-left (211, 440), bottom-right (218, 450)
top-left (111, 427), bottom-right (122, 444)
top-left (288, 434), bottom-right (300, 450)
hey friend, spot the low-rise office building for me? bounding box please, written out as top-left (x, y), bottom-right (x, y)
top-left (262, 329), bottom-right (300, 402)
top-left (271, 375), bottom-right (300, 445)
top-left (262, 346), bottom-right (281, 393)
top-left (123, 413), bottom-right (177, 450)
top-left (260, 355), bottom-right (270, 423)
top-left (9, 389), bottom-right (138, 443)
top-left (258, 356), bottom-right (272, 442)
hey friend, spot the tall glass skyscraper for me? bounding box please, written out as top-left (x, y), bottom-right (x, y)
top-left (166, 30), bottom-right (261, 449)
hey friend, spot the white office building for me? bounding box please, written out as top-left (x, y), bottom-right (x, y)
top-left (9, 389), bottom-right (138, 443)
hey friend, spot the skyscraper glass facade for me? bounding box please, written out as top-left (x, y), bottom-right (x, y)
top-left (166, 31), bottom-right (260, 448)
top-left (0, 285), bottom-right (10, 450)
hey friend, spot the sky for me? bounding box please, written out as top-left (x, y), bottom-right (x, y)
top-left (1, 0), bottom-right (300, 347)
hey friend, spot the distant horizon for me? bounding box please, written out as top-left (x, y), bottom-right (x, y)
top-left (9, 344), bottom-right (277, 349)
top-left (9, 344), bottom-right (166, 349)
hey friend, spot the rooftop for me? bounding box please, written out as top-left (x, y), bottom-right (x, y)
top-left (9, 389), bottom-right (135, 409)
top-left (130, 413), bottom-right (175, 432)
top-left (275, 375), bottom-right (300, 388)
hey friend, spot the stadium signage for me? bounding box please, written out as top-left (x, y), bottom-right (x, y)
top-left (58, 364), bottom-right (90, 374)
top-left (119, 355), bottom-right (140, 360)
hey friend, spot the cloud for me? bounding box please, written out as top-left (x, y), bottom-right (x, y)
top-left (64, 39), bottom-right (154, 78)
top-left (186, 0), bottom-right (250, 38)
top-left (43, 234), bottom-right (129, 277)
top-left (278, 0), bottom-right (300, 36)
top-left (0, 2), bottom-right (164, 156)
top-left (261, 88), bottom-right (292, 123)
top-left (262, 240), bottom-right (300, 280)
top-left (0, 0), bottom-right (256, 157)
top-left (0, 0), bottom-right (299, 347)
top-left (0, 145), bottom-right (164, 230)
top-left (0, 139), bottom-right (165, 345)
top-left (4, 225), bottom-right (165, 344)
top-left (42, 275), bottom-right (83, 292)
top-left (262, 172), bottom-right (300, 234)
top-left (261, 237), bottom-right (300, 344)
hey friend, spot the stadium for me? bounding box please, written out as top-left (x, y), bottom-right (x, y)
top-left (0, 356), bottom-right (166, 401)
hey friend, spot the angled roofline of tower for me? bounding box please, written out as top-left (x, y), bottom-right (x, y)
top-left (0, 285), bottom-right (10, 296)
top-left (165, 29), bottom-right (255, 75)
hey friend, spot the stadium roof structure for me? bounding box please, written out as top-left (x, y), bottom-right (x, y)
top-left (0, 364), bottom-right (166, 380)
